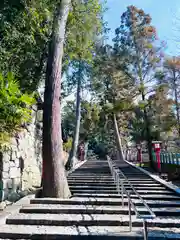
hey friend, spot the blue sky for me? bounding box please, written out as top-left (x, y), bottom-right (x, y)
top-left (104, 0), bottom-right (180, 56)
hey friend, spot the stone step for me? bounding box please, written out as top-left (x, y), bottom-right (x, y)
top-left (68, 180), bottom-right (115, 183)
top-left (74, 164), bottom-right (109, 166)
top-left (70, 171), bottom-right (111, 173)
top-left (68, 174), bottom-right (113, 180)
top-left (69, 182), bottom-right (116, 186)
top-left (71, 171), bottom-right (110, 173)
top-left (68, 177), bottom-right (153, 181)
top-left (73, 193), bottom-right (180, 200)
top-left (68, 182), bottom-right (162, 187)
top-left (68, 179), bottom-right (114, 182)
top-left (70, 171), bottom-right (111, 174)
top-left (70, 173), bottom-right (111, 175)
top-left (71, 189), bottom-right (173, 195)
top-left (19, 204), bottom-right (180, 217)
top-left (119, 180), bottom-right (157, 183)
top-left (68, 175), bottom-right (149, 178)
top-left (67, 180), bottom-right (161, 185)
top-left (72, 189), bottom-right (120, 194)
top-left (69, 186), bottom-right (167, 191)
top-left (77, 164), bottom-right (109, 166)
top-left (78, 163), bottom-right (109, 165)
top-left (76, 165), bottom-right (108, 167)
top-left (68, 178), bottom-right (154, 183)
top-left (77, 163), bottom-right (108, 165)
top-left (69, 172), bottom-right (136, 175)
top-left (31, 198), bottom-right (180, 208)
top-left (118, 174), bottom-right (148, 177)
top-left (6, 213), bottom-right (180, 228)
top-left (0, 225), bottom-right (180, 239)
top-left (75, 168), bottom-right (110, 170)
top-left (20, 204), bottom-right (136, 215)
top-left (118, 172), bottom-right (147, 175)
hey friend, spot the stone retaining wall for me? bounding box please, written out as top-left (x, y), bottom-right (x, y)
top-left (0, 106), bottom-right (43, 203)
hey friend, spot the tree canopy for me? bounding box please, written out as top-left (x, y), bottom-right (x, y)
top-left (1, 2), bottom-right (180, 197)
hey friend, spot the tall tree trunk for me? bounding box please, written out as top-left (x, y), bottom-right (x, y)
top-left (113, 114), bottom-right (124, 161)
top-left (42, 0), bottom-right (71, 198)
top-left (175, 88), bottom-right (180, 137)
top-left (141, 91), bottom-right (153, 164)
top-left (137, 53), bottom-right (152, 164)
top-left (173, 74), bottom-right (180, 137)
top-left (66, 64), bottom-right (82, 169)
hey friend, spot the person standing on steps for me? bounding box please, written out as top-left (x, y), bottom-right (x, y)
top-left (78, 141), bottom-right (85, 161)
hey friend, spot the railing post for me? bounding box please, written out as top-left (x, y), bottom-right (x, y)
top-left (116, 171), bottom-right (120, 194)
top-left (114, 169), bottom-right (116, 184)
top-left (143, 219), bottom-right (148, 240)
top-left (128, 193), bottom-right (132, 232)
top-left (115, 170), bottom-right (117, 189)
top-left (121, 179), bottom-right (124, 207)
top-left (112, 168), bottom-right (114, 180)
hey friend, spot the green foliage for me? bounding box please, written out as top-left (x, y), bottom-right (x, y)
top-left (66, 0), bottom-right (103, 62)
top-left (148, 86), bottom-right (176, 140)
top-left (113, 5), bottom-right (164, 94)
top-left (157, 56), bottom-right (180, 136)
top-left (129, 86), bottom-right (176, 143)
top-left (62, 100), bottom-right (100, 141)
top-left (111, 6), bottom-right (167, 156)
top-left (91, 44), bottom-right (136, 144)
top-left (0, 72), bottom-right (35, 147)
top-left (87, 108), bottom-right (117, 158)
top-left (0, 0), bottom-right (51, 92)
top-left (63, 137), bottom-right (73, 152)
top-left (0, 0), bottom-right (103, 94)
top-left (129, 107), bottom-right (148, 142)
top-left (62, 101), bottom-right (76, 137)
top-left (1, 1), bottom-right (176, 156)
top-left (63, 0), bottom-right (103, 97)
top-left (80, 101), bottom-right (100, 140)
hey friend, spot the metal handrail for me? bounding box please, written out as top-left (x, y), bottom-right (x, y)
top-left (107, 156), bottom-right (156, 240)
top-left (117, 168), bottom-right (155, 219)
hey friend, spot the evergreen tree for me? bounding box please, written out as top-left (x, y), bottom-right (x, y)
top-left (42, 0), bottom-right (71, 198)
top-left (156, 56), bottom-right (180, 137)
top-left (113, 6), bottom-right (165, 161)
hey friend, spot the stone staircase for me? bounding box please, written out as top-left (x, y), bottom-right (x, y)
top-left (0, 158), bottom-right (180, 239)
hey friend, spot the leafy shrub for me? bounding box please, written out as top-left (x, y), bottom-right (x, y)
top-left (0, 72), bottom-right (35, 147)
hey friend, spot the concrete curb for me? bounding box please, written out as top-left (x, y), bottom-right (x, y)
top-left (125, 160), bottom-right (180, 195)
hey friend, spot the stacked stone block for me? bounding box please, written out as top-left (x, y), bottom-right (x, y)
top-left (0, 106), bottom-right (43, 203)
